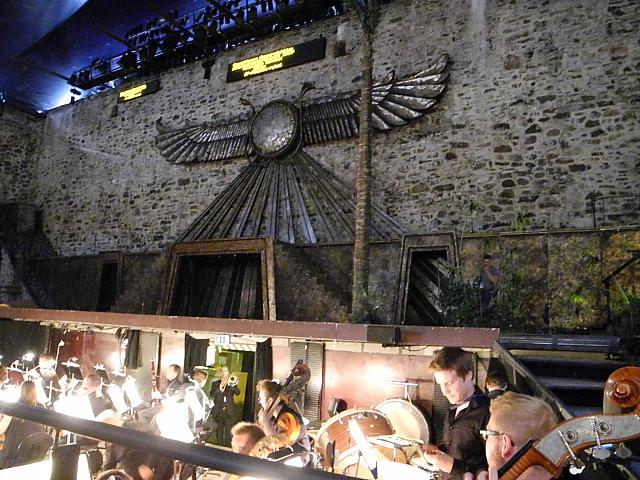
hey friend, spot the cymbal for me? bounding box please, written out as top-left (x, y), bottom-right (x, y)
top-left (61, 361), bottom-right (80, 368)
top-left (6, 367), bottom-right (25, 373)
top-left (94, 365), bottom-right (107, 370)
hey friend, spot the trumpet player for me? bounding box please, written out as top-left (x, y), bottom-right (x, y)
top-left (210, 367), bottom-right (240, 447)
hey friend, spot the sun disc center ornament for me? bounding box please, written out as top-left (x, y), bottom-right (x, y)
top-left (250, 100), bottom-right (299, 158)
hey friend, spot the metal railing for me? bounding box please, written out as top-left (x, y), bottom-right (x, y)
top-left (491, 341), bottom-right (574, 421)
top-left (0, 400), bottom-right (349, 480)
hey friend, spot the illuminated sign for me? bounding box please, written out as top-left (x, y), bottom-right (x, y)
top-left (227, 37), bottom-right (326, 82)
top-left (118, 79), bottom-right (160, 103)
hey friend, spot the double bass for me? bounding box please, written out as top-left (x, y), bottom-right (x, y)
top-left (499, 366), bottom-right (640, 479)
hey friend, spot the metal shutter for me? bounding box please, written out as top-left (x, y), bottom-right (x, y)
top-left (290, 341), bottom-right (324, 422)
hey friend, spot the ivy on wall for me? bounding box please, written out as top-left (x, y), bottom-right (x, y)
top-left (440, 230), bottom-right (639, 335)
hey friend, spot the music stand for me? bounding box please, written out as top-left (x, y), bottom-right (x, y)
top-left (110, 369), bottom-right (127, 387)
top-left (106, 384), bottom-right (128, 415)
top-left (94, 366), bottom-right (110, 385)
top-left (61, 361), bottom-right (83, 382)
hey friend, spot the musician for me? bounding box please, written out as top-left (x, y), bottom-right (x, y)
top-left (231, 422), bottom-right (266, 455)
top-left (0, 367), bottom-right (11, 432)
top-left (32, 353), bottom-right (62, 403)
top-left (101, 412), bottom-right (157, 480)
top-left (182, 369), bottom-right (214, 435)
top-left (0, 381), bottom-right (49, 469)
top-left (83, 373), bottom-right (113, 417)
top-left (139, 364), bottom-right (184, 425)
top-left (255, 379), bottom-right (311, 465)
top-left (482, 392), bottom-right (558, 480)
top-left (423, 347), bottom-right (490, 480)
top-left (485, 371), bottom-right (508, 400)
top-left (186, 369), bottom-right (212, 408)
top-left (162, 364), bottom-right (183, 399)
top-left (210, 367), bottom-right (240, 447)
top-left (0, 366), bottom-right (8, 389)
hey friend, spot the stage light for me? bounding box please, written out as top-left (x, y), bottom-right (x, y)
top-left (92, 59), bottom-right (110, 76)
top-left (117, 50), bottom-right (138, 71)
top-left (156, 402), bottom-right (195, 443)
top-left (23, 352), bottom-right (34, 362)
top-left (53, 395), bottom-right (95, 421)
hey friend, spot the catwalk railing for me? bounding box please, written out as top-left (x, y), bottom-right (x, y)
top-left (0, 400), bottom-right (350, 480)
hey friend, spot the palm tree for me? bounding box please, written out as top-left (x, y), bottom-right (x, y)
top-left (349, 0), bottom-right (380, 322)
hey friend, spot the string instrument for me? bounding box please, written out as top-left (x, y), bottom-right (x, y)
top-left (150, 359), bottom-right (161, 406)
top-left (499, 366), bottom-right (640, 480)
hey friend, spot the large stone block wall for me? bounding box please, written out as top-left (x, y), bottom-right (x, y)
top-left (3, 0), bottom-right (638, 256)
top-left (0, 108), bottom-right (40, 204)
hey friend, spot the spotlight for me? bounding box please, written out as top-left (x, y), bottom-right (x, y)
top-left (23, 352), bottom-right (35, 362)
top-left (92, 59), bottom-right (110, 76)
top-left (117, 50), bottom-right (138, 71)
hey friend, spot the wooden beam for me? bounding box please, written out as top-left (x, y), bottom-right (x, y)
top-left (0, 306), bottom-right (498, 347)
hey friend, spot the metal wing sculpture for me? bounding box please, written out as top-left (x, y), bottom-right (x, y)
top-left (155, 118), bottom-right (252, 165)
top-left (155, 54), bottom-right (448, 164)
top-left (155, 55), bottom-right (448, 245)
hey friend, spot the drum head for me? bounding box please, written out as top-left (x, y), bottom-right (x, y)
top-left (375, 399), bottom-right (431, 444)
top-left (316, 408), bottom-right (393, 469)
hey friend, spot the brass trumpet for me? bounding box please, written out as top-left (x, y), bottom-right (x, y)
top-left (227, 374), bottom-right (239, 387)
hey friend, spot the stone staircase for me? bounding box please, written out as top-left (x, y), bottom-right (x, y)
top-left (275, 243), bottom-right (351, 322)
top-left (500, 334), bottom-right (633, 416)
top-left (0, 204), bottom-right (56, 308)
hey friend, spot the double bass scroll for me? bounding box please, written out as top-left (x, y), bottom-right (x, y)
top-left (499, 366), bottom-right (640, 480)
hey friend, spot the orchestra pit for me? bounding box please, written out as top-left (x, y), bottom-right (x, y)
top-left (0, 1), bottom-right (638, 479)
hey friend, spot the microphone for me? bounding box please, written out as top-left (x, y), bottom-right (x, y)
top-left (58, 340), bottom-right (65, 347)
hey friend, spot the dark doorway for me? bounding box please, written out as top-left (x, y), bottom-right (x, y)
top-left (170, 254), bottom-right (263, 319)
top-left (404, 249), bottom-right (448, 325)
top-left (96, 261), bottom-right (119, 312)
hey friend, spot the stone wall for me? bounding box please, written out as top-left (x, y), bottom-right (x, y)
top-left (3, 0), bottom-right (639, 258)
top-left (0, 107), bottom-right (41, 204)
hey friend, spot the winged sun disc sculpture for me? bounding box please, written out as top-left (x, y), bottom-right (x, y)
top-left (155, 54), bottom-right (449, 244)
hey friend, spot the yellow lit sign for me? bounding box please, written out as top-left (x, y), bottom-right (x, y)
top-left (117, 80), bottom-right (160, 103)
top-left (119, 84), bottom-right (147, 101)
top-left (227, 38), bottom-right (326, 82)
top-left (231, 47), bottom-right (296, 78)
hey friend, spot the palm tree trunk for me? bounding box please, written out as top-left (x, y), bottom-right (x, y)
top-left (351, 30), bottom-right (374, 322)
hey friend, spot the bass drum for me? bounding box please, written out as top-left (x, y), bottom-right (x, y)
top-left (316, 408), bottom-right (394, 470)
top-left (375, 399), bottom-right (431, 444)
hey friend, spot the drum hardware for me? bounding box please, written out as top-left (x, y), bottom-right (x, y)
top-left (347, 419), bottom-right (379, 479)
top-left (385, 380), bottom-right (418, 401)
